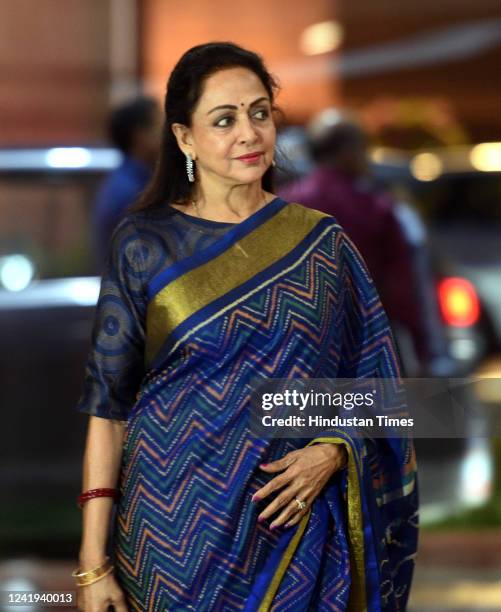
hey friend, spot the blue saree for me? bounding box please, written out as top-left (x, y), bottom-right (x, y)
top-left (76, 196), bottom-right (418, 611)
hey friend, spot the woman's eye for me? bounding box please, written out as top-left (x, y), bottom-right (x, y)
top-left (253, 109), bottom-right (269, 120)
top-left (215, 116), bottom-right (234, 127)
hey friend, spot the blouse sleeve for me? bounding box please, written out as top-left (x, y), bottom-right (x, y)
top-left (75, 217), bottom-right (147, 421)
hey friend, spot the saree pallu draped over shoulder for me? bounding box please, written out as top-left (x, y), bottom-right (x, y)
top-left (113, 197), bottom-right (418, 611)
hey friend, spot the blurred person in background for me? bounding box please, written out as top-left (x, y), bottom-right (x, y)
top-left (280, 111), bottom-right (442, 375)
top-left (74, 43), bottom-right (417, 611)
top-left (92, 95), bottom-right (161, 266)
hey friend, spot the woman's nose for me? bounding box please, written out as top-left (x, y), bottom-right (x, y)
top-left (237, 115), bottom-right (259, 143)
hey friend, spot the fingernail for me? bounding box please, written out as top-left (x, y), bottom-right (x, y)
top-left (260, 463), bottom-right (268, 468)
top-left (269, 523), bottom-right (277, 531)
top-left (251, 495), bottom-right (261, 502)
top-left (258, 516), bottom-right (265, 523)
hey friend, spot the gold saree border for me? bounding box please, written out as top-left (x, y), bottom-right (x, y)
top-left (258, 434), bottom-right (367, 612)
top-left (145, 203), bottom-right (330, 365)
top-left (257, 507), bottom-right (312, 612)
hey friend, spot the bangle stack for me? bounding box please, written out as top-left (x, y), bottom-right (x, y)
top-left (72, 556), bottom-right (114, 587)
top-left (77, 487), bottom-right (118, 509)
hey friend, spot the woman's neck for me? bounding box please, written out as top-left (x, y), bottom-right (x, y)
top-left (187, 181), bottom-right (274, 223)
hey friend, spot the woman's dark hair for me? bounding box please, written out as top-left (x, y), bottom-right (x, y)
top-left (131, 42), bottom-right (280, 212)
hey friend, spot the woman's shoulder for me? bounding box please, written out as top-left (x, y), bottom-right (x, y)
top-left (106, 207), bottom-right (178, 277)
top-left (108, 206), bottom-right (181, 247)
top-left (280, 199), bottom-right (358, 261)
top-left (281, 198), bottom-right (342, 231)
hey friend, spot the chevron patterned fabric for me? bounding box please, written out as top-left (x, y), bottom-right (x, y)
top-left (79, 197), bottom-right (418, 610)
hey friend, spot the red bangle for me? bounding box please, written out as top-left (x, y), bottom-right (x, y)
top-left (77, 488), bottom-right (118, 509)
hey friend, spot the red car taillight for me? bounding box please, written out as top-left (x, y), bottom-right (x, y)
top-left (438, 277), bottom-right (480, 327)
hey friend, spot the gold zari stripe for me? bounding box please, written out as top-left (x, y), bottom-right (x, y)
top-left (145, 204), bottom-right (329, 365)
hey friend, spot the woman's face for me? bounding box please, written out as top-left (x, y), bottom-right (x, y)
top-left (175, 67), bottom-right (276, 188)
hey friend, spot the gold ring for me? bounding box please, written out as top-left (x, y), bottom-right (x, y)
top-left (295, 498), bottom-right (307, 510)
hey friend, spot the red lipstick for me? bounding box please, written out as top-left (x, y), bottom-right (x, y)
top-left (236, 152), bottom-right (263, 163)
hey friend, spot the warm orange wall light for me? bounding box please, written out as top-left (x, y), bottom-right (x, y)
top-left (140, 0), bottom-right (340, 123)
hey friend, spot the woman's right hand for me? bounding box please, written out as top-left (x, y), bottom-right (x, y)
top-left (76, 572), bottom-right (129, 612)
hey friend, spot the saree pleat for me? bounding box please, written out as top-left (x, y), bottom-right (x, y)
top-left (111, 199), bottom-right (418, 611)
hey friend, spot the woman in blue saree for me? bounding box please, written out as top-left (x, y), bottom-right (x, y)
top-left (74, 42), bottom-right (418, 611)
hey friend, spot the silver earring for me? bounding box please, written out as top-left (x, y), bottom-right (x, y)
top-left (271, 159), bottom-right (276, 167)
top-left (186, 153), bottom-right (195, 182)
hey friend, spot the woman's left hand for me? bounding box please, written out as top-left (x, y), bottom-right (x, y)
top-left (252, 443), bottom-right (348, 531)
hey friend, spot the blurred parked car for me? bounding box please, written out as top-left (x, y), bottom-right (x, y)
top-left (372, 146), bottom-right (501, 374)
top-left (371, 145), bottom-right (501, 521)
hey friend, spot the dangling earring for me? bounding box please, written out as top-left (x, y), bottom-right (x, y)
top-left (186, 153), bottom-right (195, 182)
top-left (271, 159), bottom-right (276, 167)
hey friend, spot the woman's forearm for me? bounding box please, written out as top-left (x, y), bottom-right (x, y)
top-left (78, 415), bottom-right (126, 565)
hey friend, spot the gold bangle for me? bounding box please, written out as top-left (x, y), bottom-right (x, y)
top-left (72, 556), bottom-right (112, 585)
top-left (72, 556), bottom-right (109, 577)
top-left (75, 564), bottom-right (114, 587)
